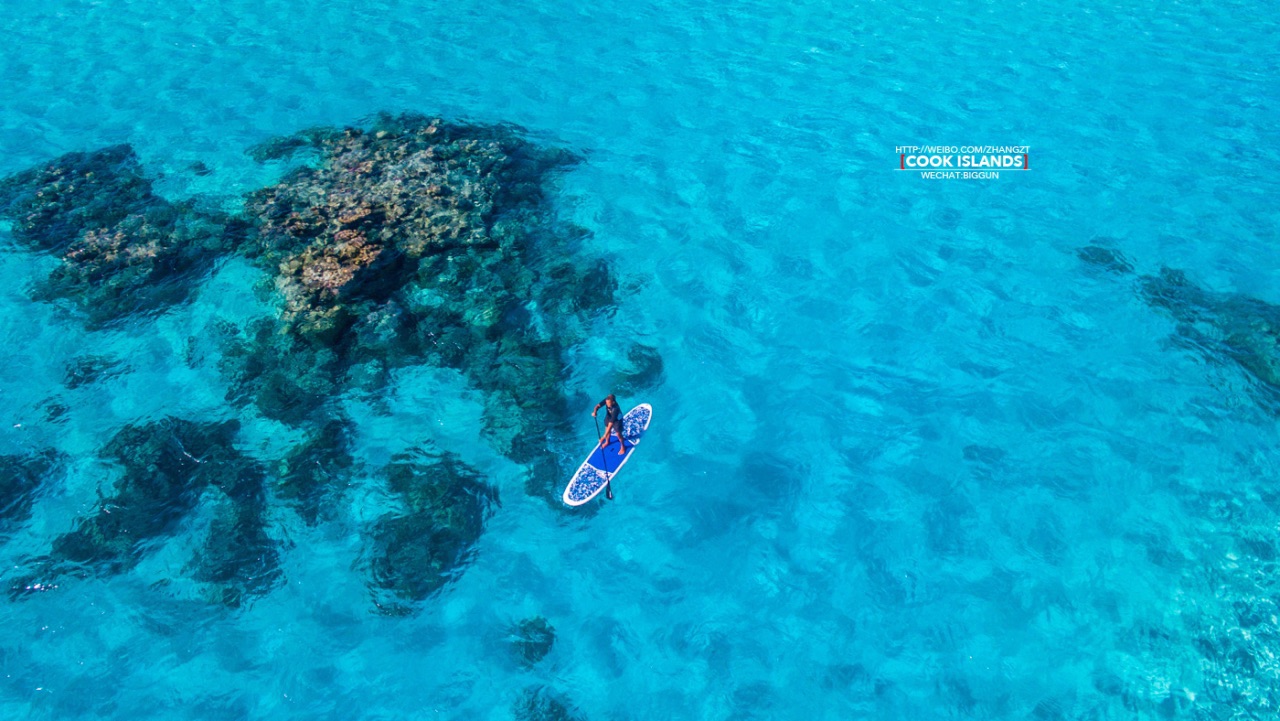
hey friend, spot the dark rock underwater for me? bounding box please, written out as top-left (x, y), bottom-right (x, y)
top-left (1077, 244), bottom-right (1280, 718)
top-left (368, 446), bottom-right (498, 615)
top-left (509, 615), bottom-right (557, 667)
top-left (0, 144), bottom-right (243, 327)
top-left (0, 450), bottom-right (64, 533)
top-left (0, 113), bottom-right (663, 612)
top-left (1077, 244), bottom-right (1280, 407)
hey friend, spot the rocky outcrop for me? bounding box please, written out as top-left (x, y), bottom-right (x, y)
top-left (367, 447), bottom-right (497, 614)
top-left (23, 418), bottom-right (282, 606)
top-left (1079, 245), bottom-right (1280, 404)
top-left (0, 145), bottom-right (240, 326)
top-left (1, 112), bottom-right (662, 610)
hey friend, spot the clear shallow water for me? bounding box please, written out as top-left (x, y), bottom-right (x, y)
top-left (1, 0), bottom-right (1279, 718)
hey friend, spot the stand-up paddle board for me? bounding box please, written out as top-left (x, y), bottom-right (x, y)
top-left (563, 403), bottom-right (653, 506)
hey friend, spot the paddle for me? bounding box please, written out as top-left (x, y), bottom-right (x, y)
top-left (594, 413), bottom-right (614, 500)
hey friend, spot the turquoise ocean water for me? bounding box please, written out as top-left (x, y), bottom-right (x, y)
top-left (2, 0), bottom-right (1279, 718)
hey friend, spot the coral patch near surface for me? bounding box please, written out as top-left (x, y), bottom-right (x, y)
top-left (1079, 245), bottom-right (1280, 406)
top-left (0, 112), bottom-right (653, 611)
top-left (0, 145), bottom-right (240, 326)
top-left (367, 446), bottom-right (498, 614)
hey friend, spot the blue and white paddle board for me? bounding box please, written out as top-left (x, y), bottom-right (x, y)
top-left (563, 403), bottom-right (653, 506)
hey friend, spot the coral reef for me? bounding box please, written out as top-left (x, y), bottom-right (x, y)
top-left (1078, 246), bottom-right (1280, 403)
top-left (0, 145), bottom-right (241, 326)
top-left (0, 449), bottom-right (63, 531)
top-left (512, 686), bottom-right (585, 721)
top-left (187, 480), bottom-right (282, 608)
top-left (509, 616), bottom-right (556, 667)
top-left (50, 418), bottom-right (237, 570)
top-left (44, 418), bottom-right (280, 605)
top-left (0, 145), bottom-right (155, 251)
top-left (367, 447), bottom-right (497, 614)
top-left (42, 399), bottom-right (70, 424)
top-left (1, 112), bottom-right (651, 608)
top-left (275, 417), bottom-right (358, 525)
top-left (1138, 268), bottom-right (1280, 395)
top-left (228, 113), bottom-right (617, 460)
top-left (218, 318), bottom-right (345, 425)
top-left (5, 110), bottom-right (639, 458)
top-left (63, 354), bottom-right (126, 389)
top-left (1075, 244), bottom-right (1135, 275)
top-left (1077, 245), bottom-right (1280, 715)
top-left (611, 342), bottom-right (665, 395)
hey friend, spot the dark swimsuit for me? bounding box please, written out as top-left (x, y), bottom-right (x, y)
top-left (599, 400), bottom-right (624, 441)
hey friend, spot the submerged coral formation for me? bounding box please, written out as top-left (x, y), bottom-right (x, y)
top-left (1139, 268), bottom-right (1280, 396)
top-left (510, 616), bottom-right (556, 667)
top-left (1, 112), bottom-right (656, 609)
top-left (513, 686), bottom-right (586, 721)
top-left (43, 418), bottom-right (279, 604)
top-left (187, 482), bottom-right (282, 608)
top-left (1078, 245), bottom-right (1280, 404)
top-left (367, 447), bottom-right (497, 614)
top-left (0, 145), bottom-right (240, 326)
top-left (612, 342), bottom-right (665, 395)
top-left (0, 145), bottom-right (154, 251)
top-left (63, 354), bottom-right (126, 389)
top-left (51, 418), bottom-right (237, 570)
top-left (0, 450), bottom-right (63, 531)
top-left (218, 317), bottom-right (346, 425)
top-left (228, 114), bottom-right (617, 457)
top-left (275, 417), bottom-right (358, 526)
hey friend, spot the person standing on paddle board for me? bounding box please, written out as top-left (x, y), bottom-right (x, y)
top-left (592, 394), bottom-right (627, 455)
